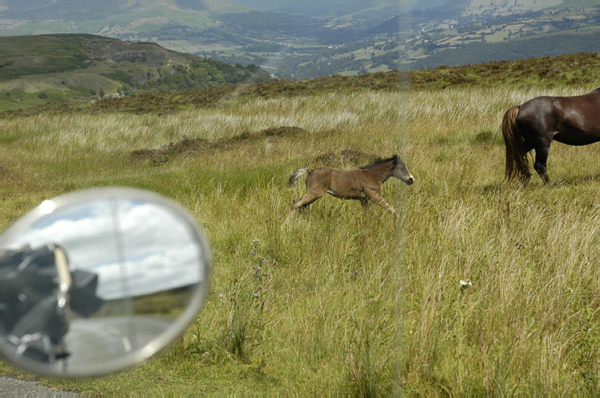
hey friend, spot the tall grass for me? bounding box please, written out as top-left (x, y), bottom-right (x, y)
top-left (1, 85), bottom-right (599, 393)
top-left (403, 86), bottom-right (600, 394)
top-left (1, 90), bottom-right (402, 394)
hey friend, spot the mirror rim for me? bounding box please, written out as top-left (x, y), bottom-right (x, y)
top-left (0, 187), bottom-right (211, 377)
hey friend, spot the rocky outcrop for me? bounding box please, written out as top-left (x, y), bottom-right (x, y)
top-left (83, 37), bottom-right (192, 67)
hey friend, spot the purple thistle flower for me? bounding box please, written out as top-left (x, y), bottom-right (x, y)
top-left (253, 293), bottom-right (258, 298)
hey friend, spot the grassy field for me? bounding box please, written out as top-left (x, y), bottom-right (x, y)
top-left (1, 82), bottom-right (600, 393)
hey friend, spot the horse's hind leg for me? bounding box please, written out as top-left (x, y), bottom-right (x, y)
top-left (533, 145), bottom-right (551, 184)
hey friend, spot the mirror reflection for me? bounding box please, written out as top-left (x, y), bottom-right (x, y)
top-left (0, 193), bottom-right (208, 376)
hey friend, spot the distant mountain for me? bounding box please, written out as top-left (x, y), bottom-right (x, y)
top-left (1, 0), bottom-right (232, 15)
top-left (0, 0), bottom-right (240, 36)
top-left (2, 0), bottom-right (600, 80)
top-left (234, 1), bottom-right (385, 11)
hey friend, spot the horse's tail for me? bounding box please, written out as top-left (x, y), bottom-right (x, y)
top-left (288, 167), bottom-right (310, 188)
top-left (502, 106), bottom-right (529, 182)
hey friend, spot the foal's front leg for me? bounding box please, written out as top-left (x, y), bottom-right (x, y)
top-left (366, 190), bottom-right (397, 215)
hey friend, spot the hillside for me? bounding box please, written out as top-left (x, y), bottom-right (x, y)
top-left (4, 50), bottom-right (600, 119)
top-left (407, 30), bottom-right (600, 70)
top-left (0, 34), bottom-right (271, 111)
top-left (3, 43), bottom-right (600, 394)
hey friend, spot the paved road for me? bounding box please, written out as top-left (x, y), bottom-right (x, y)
top-left (0, 376), bottom-right (78, 396)
top-left (0, 316), bottom-right (172, 393)
top-left (3, 316), bottom-right (171, 377)
top-left (60, 316), bottom-right (171, 372)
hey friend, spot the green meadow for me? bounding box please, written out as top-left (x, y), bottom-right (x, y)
top-left (1, 75), bottom-right (600, 393)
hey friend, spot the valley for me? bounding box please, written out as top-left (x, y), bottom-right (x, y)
top-left (2, 0), bottom-right (600, 80)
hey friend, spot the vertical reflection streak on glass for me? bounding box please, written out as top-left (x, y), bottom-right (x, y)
top-left (397, 1), bottom-right (409, 390)
top-left (110, 198), bottom-right (138, 351)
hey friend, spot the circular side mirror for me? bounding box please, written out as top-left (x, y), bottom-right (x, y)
top-left (0, 188), bottom-right (211, 377)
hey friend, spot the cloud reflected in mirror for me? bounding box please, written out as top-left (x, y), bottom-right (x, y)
top-left (10, 198), bottom-right (203, 301)
top-left (0, 189), bottom-right (210, 377)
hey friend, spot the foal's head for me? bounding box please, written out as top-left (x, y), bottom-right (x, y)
top-left (391, 155), bottom-right (415, 185)
top-left (361, 155), bottom-right (414, 185)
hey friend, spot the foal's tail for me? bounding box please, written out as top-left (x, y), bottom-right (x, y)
top-left (288, 167), bottom-right (310, 188)
top-left (502, 106), bottom-right (529, 182)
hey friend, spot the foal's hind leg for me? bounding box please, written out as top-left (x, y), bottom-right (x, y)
top-left (291, 193), bottom-right (324, 211)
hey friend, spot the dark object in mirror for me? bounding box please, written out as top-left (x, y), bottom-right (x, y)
top-left (0, 188), bottom-right (211, 377)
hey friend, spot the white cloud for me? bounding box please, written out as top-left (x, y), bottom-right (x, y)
top-left (8, 199), bottom-right (205, 300)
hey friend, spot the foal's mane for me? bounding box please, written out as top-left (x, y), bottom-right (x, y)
top-left (359, 155), bottom-right (398, 170)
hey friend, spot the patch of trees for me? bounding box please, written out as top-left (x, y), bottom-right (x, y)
top-left (483, 11), bottom-right (543, 28)
top-left (0, 55), bottom-right (90, 82)
top-left (371, 51), bottom-right (400, 69)
top-left (277, 56), bottom-right (366, 79)
top-left (142, 59), bottom-right (271, 92)
top-left (99, 70), bottom-right (136, 88)
top-left (242, 43), bottom-right (293, 53)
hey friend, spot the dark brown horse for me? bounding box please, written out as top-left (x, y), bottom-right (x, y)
top-left (503, 88), bottom-right (600, 184)
top-left (288, 155), bottom-right (414, 215)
